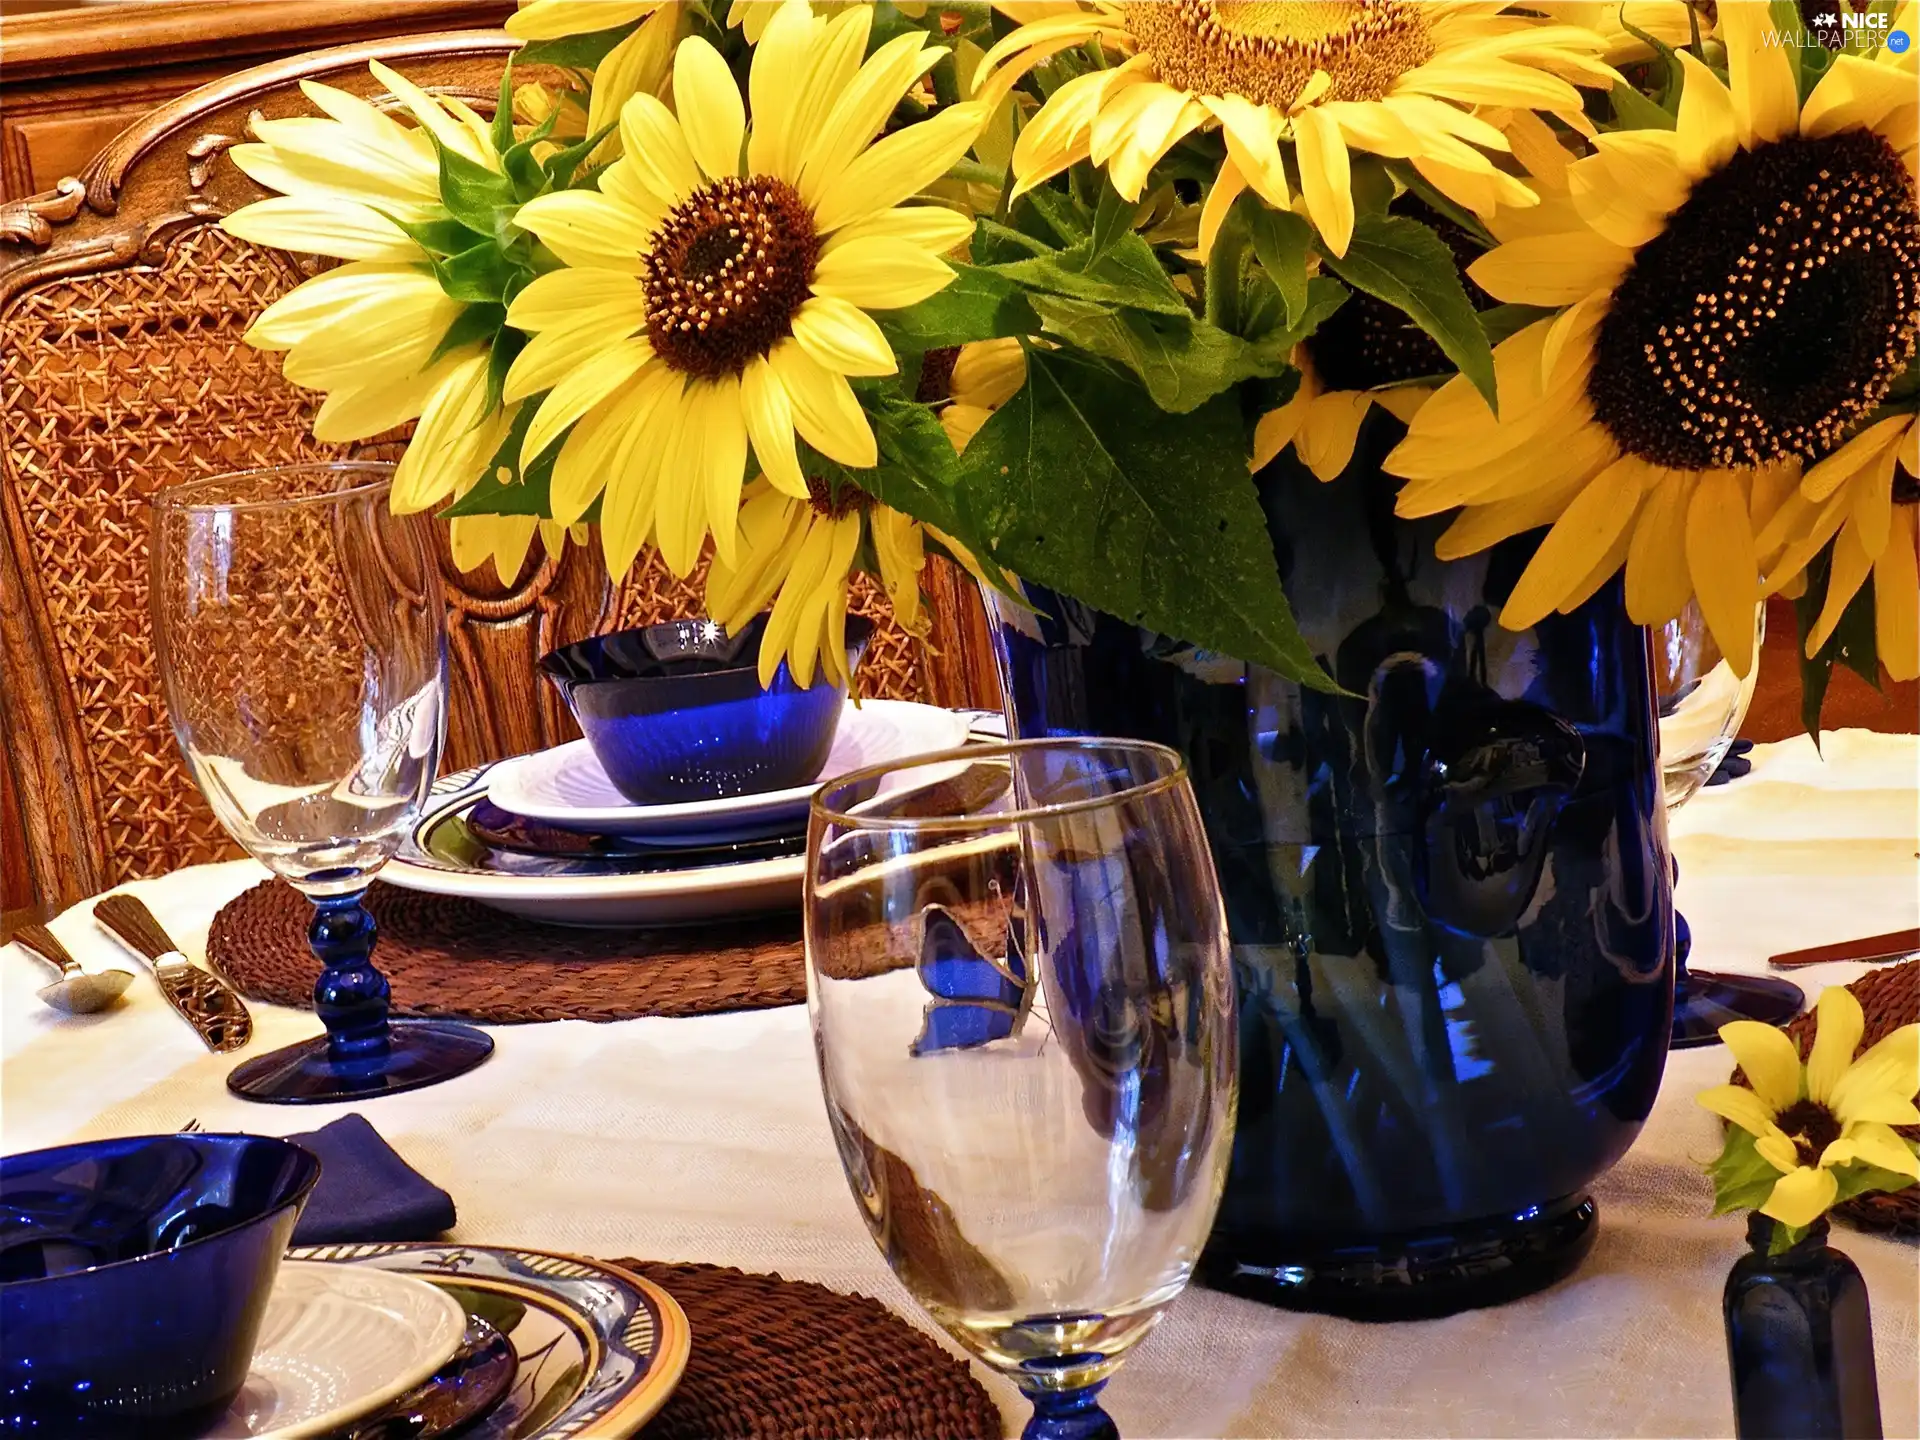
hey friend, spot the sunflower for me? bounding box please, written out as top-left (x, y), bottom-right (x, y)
top-left (1698, 986), bottom-right (1920, 1228)
top-left (505, 2), bottom-right (982, 584)
top-left (1388, 7), bottom-right (1920, 678)
top-left (971, 2), bottom-right (1621, 257)
top-left (1759, 411), bottom-right (1920, 682)
top-left (938, 337), bottom-right (1028, 451)
top-left (222, 63), bottom-right (517, 521)
top-left (705, 479), bottom-right (922, 689)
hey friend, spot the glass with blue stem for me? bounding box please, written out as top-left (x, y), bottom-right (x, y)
top-left (806, 738), bottom-right (1237, 1440)
top-left (149, 462), bottom-right (492, 1102)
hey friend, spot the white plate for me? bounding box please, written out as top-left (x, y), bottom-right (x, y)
top-left (384, 704), bottom-right (995, 926)
top-left (204, 1261), bottom-right (467, 1439)
top-left (487, 699), bottom-right (971, 838)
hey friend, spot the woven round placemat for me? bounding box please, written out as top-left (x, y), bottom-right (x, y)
top-left (613, 1259), bottom-right (1003, 1439)
top-left (207, 879), bottom-right (808, 1023)
top-left (1733, 959), bottom-right (1918, 1236)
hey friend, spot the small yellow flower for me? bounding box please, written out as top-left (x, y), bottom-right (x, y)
top-left (1698, 987), bottom-right (1920, 1229)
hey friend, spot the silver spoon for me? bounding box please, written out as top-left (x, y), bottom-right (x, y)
top-left (13, 923), bottom-right (134, 1013)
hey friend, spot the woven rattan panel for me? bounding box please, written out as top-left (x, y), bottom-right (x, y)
top-left (0, 225), bottom-right (335, 884)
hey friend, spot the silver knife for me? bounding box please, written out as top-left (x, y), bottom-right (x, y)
top-left (93, 894), bottom-right (253, 1053)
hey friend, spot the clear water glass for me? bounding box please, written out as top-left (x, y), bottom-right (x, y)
top-left (1655, 599), bottom-right (1765, 808)
top-left (150, 463), bottom-right (492, 1102)
top-left (805, 739), bottom-right (1237, 1440)
top-left (1652, 598), bottom-right (1802, 1044)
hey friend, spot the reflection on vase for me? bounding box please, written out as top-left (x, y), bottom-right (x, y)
top-left (988, 415), bottom-right (1676, 1317)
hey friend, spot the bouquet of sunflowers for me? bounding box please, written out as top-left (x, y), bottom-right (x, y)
top-left (223, 0), bottom-right (1918, 712)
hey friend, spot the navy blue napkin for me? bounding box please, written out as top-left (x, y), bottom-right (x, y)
top-left (288, 1114), bottom-right (456, 1245)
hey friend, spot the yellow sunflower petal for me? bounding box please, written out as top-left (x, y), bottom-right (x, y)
top-left (551, 388), bottom-right (634, 528)
top-left (616, 92), bottom-right (702, 210)
top-left (1298, 391), bottom-right (1371, 482)
top-left (1807, 519), bottom-right (1876, 654)
top-left (221, 197), bottom-right (418, 262)
top-left (810, 237), bottom-right (955, 310)
top-left (799, 32), bottom-right (942, 200)
top-left (600, 400), bottom-right (671, 579)
top-left (741, 354), bottom-right (808, 499)
top-left (1807, 986), bottom-right (1867, 1106)
top-left (1698, 1083), bottom-right (1787, 1140)
top-left (1721, 1019), bottom-right (1806, 1113)
top-left (1803, 415), bottom-right (1908, 501)
top-left (1198, 155), bottom-right (1250, 263)
top-left (390, 351), bottom-right (493, 513)
top-left (1568, 130), bottom-right (1689, 248)
top-left (505, 0), bottom-right (658, 40)
top-left (1292, 105), bottom-right (1354, 260)
top-left (1433, 470), bottom-right (1588, 560)
top-left (1720, 0), bottom-right (1799, 146)
top-left (745, 0), bottom-right (820, 179)
top-left (1469, 233), bottom-right (1632, 307)
top-left (821, 203), bottom-right (974, 256)
top-left (768, 337), bottom-right (878, 467)
top-left (1202, 94), bottom-right (1290, 209)
top-left (1876, 507), bottom-right (1920, 682)
top-left (521, 339), bottom-right (653, 465)
top-left (1686, 468), bottom-right (1760, 678)
top-left (1759, 1164), bottom-right (1839, 1228)
top-left (791, 296), bottom-right (898, 378)
top-left (511, 189), bottom-right (652, 273)
top-left (812, 102), bottom-right (986, 235)
top-left (674, 36), bottom-right (745, 181)
top-left (1826, 1122), bottom-right (1920, 1179)
top-left (1673, 50), bottom-right (1741, 178)
top-left (1251, 387), bottom-right (1312, 473)
top-left (1803, 53), bottom-right (1920, 139)
top-left (1499, 454), bottom-right (1650, 629)
top-left (1756, 1129), bottom-right (1802, 1175)
top-left (1829, 1023), bottom-right (1920, 1128)
top-left (765, 3), bottom-right (874, 187)
top-left (700, 376), bottom-right (751, 568)
top-left (1625, 471), bottom-right (1696, 627)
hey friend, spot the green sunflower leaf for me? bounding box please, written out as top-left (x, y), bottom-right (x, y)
top-left (441, 399), bottom-right (553, 518)
top-left (1314, 213), bottom-right (1497, 413)
top-left (426, 302), bottom-right (507, 367)
top-left (1086, 180), bottom-right (1141, 269)
top-left (1615, 11), bottom-right (1687, 116)
top-left (432, 241), bottom-right (520, 304)
top-left (541, 119), bottom-right (621, 190)
top-left (1014, 188), bottom-right (1092, 247)
top-left (950, 348), bottom-right (1332, 688)
top-left (501, 109), bottom-right (560, 201)
top-left (990, 231), bottom-right (1191, 317)
top-left (974, 217), bottom-right (1054, 264)
top-left (1028, 294), bottom-right (1291, 413)
top-left (512, 21), bottom-right (643, 70)
top-left (1767, 1219), bottom-right (1810, 1256)
top-left (435, 140), bottom-right (517, 239)
top-left (382, 214), bottom-right (488, 258)
top-left (1830, 1158), bottom-right (1920, 1204)
top-left (1710, 1126), bottom-right (1787, 1216)
top-left (490, 66), bottom-right (515, 157)
top-left (877, 262), bottom-right (1039, 349)
top-left (1610, 80), bottom-right (1678, 131)
top-left (483, 326), bottom-right (527, 417)
top-left (1243, 203), bottom-right (1315, 329)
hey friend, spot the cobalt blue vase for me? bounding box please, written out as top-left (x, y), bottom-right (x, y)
top-left (987, 415), bottom-right (1675, 1318)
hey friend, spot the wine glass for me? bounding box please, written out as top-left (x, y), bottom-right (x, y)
top-left (806, 739), bottom-right (1236, 1440)
top-left (1654, 600), bottom-right (1802, 1046)
top-left (149, 462), bottom-right (493, 1102)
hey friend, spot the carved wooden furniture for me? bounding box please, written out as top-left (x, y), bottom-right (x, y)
top-left (0, 1), bottom-right (514, 202)
top-left (0, 31), bottom-right (1000, 923)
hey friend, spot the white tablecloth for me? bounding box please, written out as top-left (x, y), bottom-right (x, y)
top-left (4, 730), bottom-right (1917, 1439)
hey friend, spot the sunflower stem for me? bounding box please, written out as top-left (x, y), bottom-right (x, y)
top-left (1204, 208), bottom-right (1251, 336)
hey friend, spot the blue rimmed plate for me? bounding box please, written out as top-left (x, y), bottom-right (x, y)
top-left (288, 1244), bottom-right (689, 1439)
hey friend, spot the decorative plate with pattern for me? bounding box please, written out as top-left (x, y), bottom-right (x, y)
top-left (288, 1244), bottom-right (689, 1439)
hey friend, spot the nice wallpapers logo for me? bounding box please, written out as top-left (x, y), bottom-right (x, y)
top-left (1768, 8), bottom-right (1913, 51)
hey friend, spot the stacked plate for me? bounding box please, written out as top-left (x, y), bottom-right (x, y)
top-left (211, 1245), bottom-right (687, 1437)
top-left (384, 701), bottom-right (987, 926)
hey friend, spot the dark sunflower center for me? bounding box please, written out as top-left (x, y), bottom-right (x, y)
top-left (1308, 196), bottom-right (1489, 391)
top-left (644, 175), bottom-right (820, 380)
top-left (1774, 1098), bottom-right (1844, 1168)
top-left (806, 474), bottom-right (872, 519)
top-left (1127, 0), bottom-right (1433, 110)
top-left (1587, 130), bottom-right (1920, 472)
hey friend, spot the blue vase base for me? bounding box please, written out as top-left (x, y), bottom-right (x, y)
top-left (1198, 1193), bottom-right (1598, 1320)
top-left (1671, 971), bottom-right (1804, 1049)
top-left (225, 1020), bottom-right (493, 1104)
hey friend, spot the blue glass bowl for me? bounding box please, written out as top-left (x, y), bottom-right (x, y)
top-left (540, 614), bottom-right (874, 805)
top-left (0, 1133), bottom-right (322, 1439)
